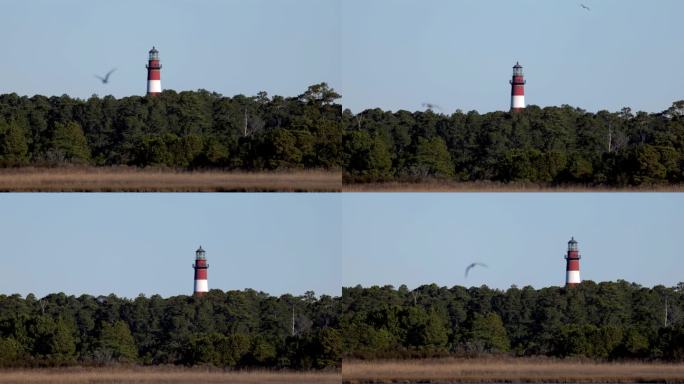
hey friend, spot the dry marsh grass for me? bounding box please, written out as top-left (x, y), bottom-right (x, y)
top-left (0, 167), bottom-right (341, 192)
top-left (343, 357), bottom-right (684, 383)
top-left (0, 366), bottom-right (340, 384)
top-left (343, 180), bottom-right (684, 192)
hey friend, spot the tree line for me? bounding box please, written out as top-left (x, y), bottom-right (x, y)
top-left (0, 83), bottom-right (341, 170)
top-left (343, 102), bottom-right (684, 186)
top-left (342, 281), bottom-right (684, 360)
top-left (3, 86), bottom-right (684, 186)
top-left (0, 290), bottom-right (340, 369)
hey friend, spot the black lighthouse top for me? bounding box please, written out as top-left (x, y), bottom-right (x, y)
top-left (512, 61), bottom-right (523, 76)
top-left (565, 236), bottom-right (581, 260)
top-left (195, 246), bottom-right (206, 259)
top-left (149, 46), bottom-right (159, 60)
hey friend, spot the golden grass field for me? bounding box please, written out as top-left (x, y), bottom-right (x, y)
top-left (343, 180), bottom-right (684, 192)
top-left (342, 357), bottom-right (684, 383)
top-left (0, 367), bottom-right (340, 384)
top-left (0, 167), bottom-right (341, 192)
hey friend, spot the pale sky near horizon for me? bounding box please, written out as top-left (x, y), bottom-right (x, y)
top-left (1, 1), bottom-right (681, 114)
top-left (1, 193), bottom-right (682, 297)
top-left (342, 194), bottom-right (684, 291)
top-left (342, 0), bottom-right (684, 113)
top-left (0, 194), bottom-right (341, 298)
top-left (0, 0), bottom-right (340, 100)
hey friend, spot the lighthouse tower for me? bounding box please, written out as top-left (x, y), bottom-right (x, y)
top-left (146, 46), bottom-right (162, 96)
top-left (192, 246), bottom-right (209, 296)
top-left (564, 237), bottom-right (581, 287)
top-left (510, 62), bottom-right (526, 111)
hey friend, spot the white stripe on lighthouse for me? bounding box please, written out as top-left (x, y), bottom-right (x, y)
top-left (566, 270), bottom-right (581, 284)
top-left (147, 80), bottom-right (161, 94)
top-left (511, 95), bottom-right (525, 109)
top-left (194, 279), bottom-right (208, 292)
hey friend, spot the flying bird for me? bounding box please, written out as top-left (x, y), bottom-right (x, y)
top-left (465, 262), bottom-right (488, 278)
top-left (95, 68), bottom-right (116, 84)
top-left (422, 102), bottom-right (442, 111)
top-left (579, 3), bottom-right (590, 11)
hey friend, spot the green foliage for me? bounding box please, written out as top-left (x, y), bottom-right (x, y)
top-left (342, 281), bottom-right (684, 360)
top-left (0, 119), bottom-right (29, 166)
top-left (249, 335), bottom-right (277, 366)
top-left (265, 129), bottom-right (302, 169)
top-left (316, 328), bottom-right (342, 368)
top-left (413, 137), bottom-right (454, 177)
top-left (342, 130), bottom-right (393, 181)
top-left (0, 291), bottom-right (340, 369)
top-left (298, 82), bottom-right (341, 106)
top-left (224, 333), bottom-right (251, 366)
top-left (27, 316), bottom-right (77, 364)
top-left (631, 145), bottom-right (668, 184)
top-left (401, 307), bottom-right (448, 348)
top-left (0, 337), bottom-right (24, 366)
top-left (621, 327), bottom-right (650, 357)
top-left (185, 332), bottom-right (231, 366)
top-left (343, 104), bottom-right (684, 186)
top-left (97, 320), bottom-right (138, 362)
top-left (51, 121), bottom-right (91, 164)
top-left (50, 121), bottom-right (90, 164)
top-left (468, 313), bottom-right (510, 352)
top-left (0, 85), bottom-right (340, 171)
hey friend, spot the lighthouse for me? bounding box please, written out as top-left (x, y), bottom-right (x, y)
top-left (146, 46), bottom-right (162, 96)
top-left (192, 246), bottom-right (209, 296)
top-left (564, 237), bottom-right (581, 287)
top-left (509, 62), bottom-right (526, 111)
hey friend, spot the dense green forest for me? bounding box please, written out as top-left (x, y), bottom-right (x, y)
top-left (0, 83), bottom-right (340, 170)
top-left (343, 102), bottom-right (684, 185)
top-left (4, 85), bottom-right (684, 186)
top-left (0, 290), bottom-right (340, 369)
top-left (342, 281), bottom-right (684, 360)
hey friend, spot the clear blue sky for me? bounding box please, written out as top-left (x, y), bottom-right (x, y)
top-left (343, 193), bottom-right (684, 290)
top-left (342, 0), bottom-right (684, 113)
top-left (0, 0), bottom-right (340, 99)
top-left (3, 1), bottom-right (680, 113)
top-left (0, 194), bottom-right (340, 298)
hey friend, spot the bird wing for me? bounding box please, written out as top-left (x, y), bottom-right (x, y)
top-left (465, 262), bottom-right (488, 278)
top-left (422, 102), bottom-right (442, 111)
top-left (104, 68), bottom-right (117, 81)
top-left (465, 263), bottom-right (475, 278)
top-left (94, 75), bottom-right (105, 81)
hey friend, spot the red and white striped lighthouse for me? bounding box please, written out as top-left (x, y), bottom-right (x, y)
top-left (564, 237), bottom-right (581, 287)
top-left (146, 46), bottom-right (162, 96)
top-left (192, 246), bottom-right (209, 296)
top-left (510, 62), bottom-right (526, 111)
